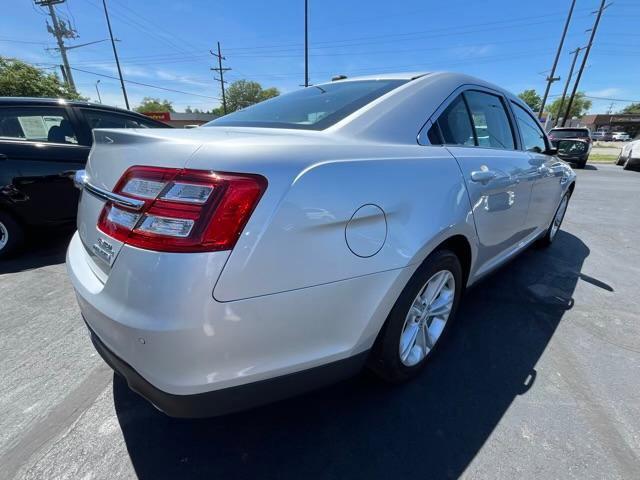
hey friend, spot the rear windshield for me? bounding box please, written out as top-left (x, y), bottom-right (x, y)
top-left (204, 80), bottom-right (408, 130)
top-left (550, 129), bottom-right (589, 138)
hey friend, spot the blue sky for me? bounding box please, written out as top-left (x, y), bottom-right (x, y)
top-left (1, 0), bottom-right (638, 113)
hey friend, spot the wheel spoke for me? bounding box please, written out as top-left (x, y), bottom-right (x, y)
top-left (400, 323), bottom-right (420, 362)
top-left (428, 317), bottom-right (447, 344)
top-left (421, 271), bottom-right (448, 305)
top-left (429, 291), bottom-right (453, 317)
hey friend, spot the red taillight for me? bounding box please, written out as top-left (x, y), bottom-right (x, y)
top-left (97, 166), bottom-right (267, 253)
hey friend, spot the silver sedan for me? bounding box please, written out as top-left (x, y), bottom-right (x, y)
top-left (68, 72), bottom-right (576, 416)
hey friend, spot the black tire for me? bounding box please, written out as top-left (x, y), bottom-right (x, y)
top-left (367, 249), bottom-right (463, 383)
top-left (616, 154), bottom-right (626, 166)
top-left (0, 211), bottom-right (23, 259)
top-left (575, 159), bottom-right (586, 169)
top-left (623, 157), bottom-right (635, 171)
top-left (537, 191), bottom-right (571, 248)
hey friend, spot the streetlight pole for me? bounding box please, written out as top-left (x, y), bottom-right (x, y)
top-left (95, 79), bottom-right (102, 103)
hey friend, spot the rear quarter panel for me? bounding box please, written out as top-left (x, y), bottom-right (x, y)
top-left (201, 144), bottom-right (478, 302)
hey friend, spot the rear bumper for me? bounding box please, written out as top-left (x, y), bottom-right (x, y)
top-left (88, 322), bottom-right (368, 417)
top-left (67, 231), bottom-right (410, 411)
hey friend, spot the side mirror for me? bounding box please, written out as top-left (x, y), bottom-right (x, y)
top-left (545, 147), bottom-right (558, 156)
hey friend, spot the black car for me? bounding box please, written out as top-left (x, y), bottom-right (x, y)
top-left (548, 127), bottom-right (592, 168)
top-left (0, 97), bottom-right (170, 257)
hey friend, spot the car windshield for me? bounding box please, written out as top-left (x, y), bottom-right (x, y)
top-left (204, 79), bottom-right (408, 130)
top-left (550, 129), bottom-right (589, 138)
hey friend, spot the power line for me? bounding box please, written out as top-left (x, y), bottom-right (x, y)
top-left (68, 66), bottom-right (221, 100)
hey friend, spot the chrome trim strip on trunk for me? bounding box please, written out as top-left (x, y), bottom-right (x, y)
top-left (74, 169), bottom-right (145, 211)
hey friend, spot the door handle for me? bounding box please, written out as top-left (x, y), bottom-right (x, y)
top-left (470, 169), bottom-right (497, 184)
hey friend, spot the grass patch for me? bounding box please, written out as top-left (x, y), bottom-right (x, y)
top-left (588, 154), bottom-right (618, 163)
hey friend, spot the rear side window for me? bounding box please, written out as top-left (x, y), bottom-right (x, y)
top-left (81, 109), bottom-right (163, 129)
top-left (432, 95), bottom-right (474, 146)
top-left (512, 103), bottom-right (547, 153)
top-left (463, 91), bottom-right (515, 150)
top-left (0, 107), bottom-right (78, 144)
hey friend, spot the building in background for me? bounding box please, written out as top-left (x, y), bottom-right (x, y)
top-left (578, 114), bottom-right (640, 138)
top-left (143, 112), bottom-right (217, 128)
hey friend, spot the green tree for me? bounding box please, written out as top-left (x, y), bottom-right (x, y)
top-left (135, 97), bottom-right (175, 113)
top-left (0, 57), bottom-right (83, 99)
top-left (224, 80), bottom-right (280, 113)
top-left (518, 89), bottom-right (542, 112)
top-left (547, 92), bottom-right (592, 120)
top-left (620, 102), bottom-right (640, 114)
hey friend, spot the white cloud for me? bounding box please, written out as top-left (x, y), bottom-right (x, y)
top-left (586, 87), bottom-right (623, 98)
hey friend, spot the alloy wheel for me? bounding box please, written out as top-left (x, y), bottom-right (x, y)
top-left (0, 221), bottom-right (8, 251)
top-left (399, 270), bottom-right (455, 367)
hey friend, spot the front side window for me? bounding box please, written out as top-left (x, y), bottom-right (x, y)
top-left (463, 91), bottom-right (515, 150)
top-left (82, 110), bottom-right (161, 129)
top-left (205, 79), bottom-right (408, 130)
top-left (512, 103), bottom-right (547, 153)
top-left (0, 107), bottom-right (78, 144)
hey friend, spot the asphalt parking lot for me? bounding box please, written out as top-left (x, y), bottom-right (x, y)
top-left (1, 164), bottom-right (639, 480)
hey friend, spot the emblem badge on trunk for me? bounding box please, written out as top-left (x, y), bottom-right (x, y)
top-left (92, 237), bottom-right (114, 264)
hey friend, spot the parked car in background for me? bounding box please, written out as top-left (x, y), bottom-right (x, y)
top-left (611, 132), bottom-right (631, 142)
top-left (68, 72), bottom-right (576, 417)
top-left (0, 97), bottom-right (170, 257)
top-left (548, 127), bottom-right (591, 168)
top-left (591, 131), bottom-right (612, 142)
top-left (616, 139), bottom-right (640, 170)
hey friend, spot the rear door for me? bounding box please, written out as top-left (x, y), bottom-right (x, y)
top-left (0, 105), bottom-right (89, 226)
top-left (423, 89), bottom-right (537, 274)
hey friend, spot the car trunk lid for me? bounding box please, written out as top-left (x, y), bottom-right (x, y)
top-left (77, 129), bottom-right (202, 279)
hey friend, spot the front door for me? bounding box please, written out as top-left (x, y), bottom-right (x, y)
top-left (510, 102), bottom-right (563, 232)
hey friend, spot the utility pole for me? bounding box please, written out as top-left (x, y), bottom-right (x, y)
top-left (553, 47), bottom-right (582, 127)
top-left (35, 0), bottom-right (76, 91)
top-left (304, 0), bottom-right (309, 87)
top-left (538, 0), bottom-right (576, 119)
top-left (211, 42), bottom-right (231, 114)
top-left (102, 0), bottom-right (130, 109)
top-left (562, 0), bottom-right (609, 126)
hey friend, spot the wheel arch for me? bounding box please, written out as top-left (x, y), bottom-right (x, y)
top-left (432, 234), bottom-right (473, 289)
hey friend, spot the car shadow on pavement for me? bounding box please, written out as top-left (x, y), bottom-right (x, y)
top-left (114, 231), bottom-right (591, 480)
top-left (0, 228), bottom-right (73, 275)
